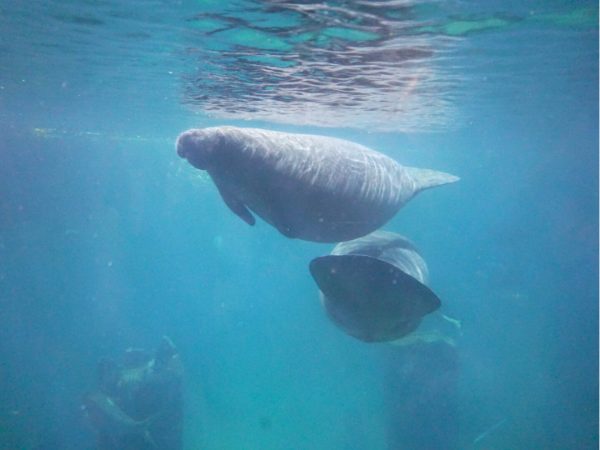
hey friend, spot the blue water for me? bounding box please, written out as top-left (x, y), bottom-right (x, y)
top-left (0, 1), bottom-right (597, 449)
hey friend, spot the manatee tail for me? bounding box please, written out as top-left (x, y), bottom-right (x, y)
top-left (405, 167), bottom-right (460, 192)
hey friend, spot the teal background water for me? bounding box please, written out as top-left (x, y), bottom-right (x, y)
top-left (0, 1), bottom-right (597, 449)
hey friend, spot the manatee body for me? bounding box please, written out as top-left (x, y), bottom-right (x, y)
top-left (329, 231), bottom-right (430, 284)
top-left (176, 126), bottom-right (458, 243)
top-left (309, 231), bottom-right (441, 342)
top-left (82, 392), bottom-right (154, 445)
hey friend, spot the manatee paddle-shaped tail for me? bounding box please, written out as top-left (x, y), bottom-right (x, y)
top-left (309, 231), bottom-right (442, 342)
top-left (404, 167), bottom-right (460, 193)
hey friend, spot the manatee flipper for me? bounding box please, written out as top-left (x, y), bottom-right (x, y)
top-left (215, 184), bottom-right (255, 226)
top-left (404, 167), bottom-right (460, 193)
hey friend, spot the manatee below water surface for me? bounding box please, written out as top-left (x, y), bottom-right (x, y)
top-left (309, 231), bottom-right (441, 342)
top-left (176, 126), bottom-right (459, 242)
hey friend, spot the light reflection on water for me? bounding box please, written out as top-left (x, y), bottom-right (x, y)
top-left (0, 1), bottom-right (596, 133)
top-left (183, 0), bottom-right (462, 132)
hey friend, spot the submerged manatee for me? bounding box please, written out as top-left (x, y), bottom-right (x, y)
top-left (176, 126), bottom-right (458, 243)
top-left (82, 392), bottom-right (157, 447)
top-left (309, 231), bottom-right (440, 342)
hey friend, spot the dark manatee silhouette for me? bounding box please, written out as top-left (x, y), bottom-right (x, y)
top-left (176, 126), bottom-right (459, 242)
top-left (309, 231), bottom-right (440, 342)
top-left (83, 336), bottom-right (184, 450)
top-left (82, 391), bottom-right (157, 448)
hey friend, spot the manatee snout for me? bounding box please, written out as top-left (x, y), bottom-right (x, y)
top-left (176, 129), bottom-right (213, 170)
top-left (176, 129), bottom-right (198, 157)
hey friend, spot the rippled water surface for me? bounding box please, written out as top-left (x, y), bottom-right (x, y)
top-left (1, 1), bottom-right (596, 132)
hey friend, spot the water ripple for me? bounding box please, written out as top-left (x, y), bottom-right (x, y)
top-left (182, 0), bottom-right (463, 132)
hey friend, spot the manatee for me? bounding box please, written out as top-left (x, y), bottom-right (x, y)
top-left (82, 392), bottom-right (157, 447)
top-left (176, 126), bottom-right (459, 243)
top-left (309, 231), bottom-right (440, 342)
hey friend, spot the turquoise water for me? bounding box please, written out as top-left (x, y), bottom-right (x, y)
top-left (0, 1), bottom-right (597, 449)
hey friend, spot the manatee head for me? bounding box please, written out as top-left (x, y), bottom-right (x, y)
top-left (176, 128), bottom-right (223, 170)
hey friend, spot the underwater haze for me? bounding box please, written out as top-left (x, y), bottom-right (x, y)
top-left (0, 1), bottom-right (598, 449)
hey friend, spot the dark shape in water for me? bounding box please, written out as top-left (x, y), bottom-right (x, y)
top-left (309, 231), bottom-right (440, 342)
top-left (177, 127), bottom-right (458, 243)
top-left (82, 392), bottom-right (156, 448)
top-left (84, 336), bottom-right (184, 450)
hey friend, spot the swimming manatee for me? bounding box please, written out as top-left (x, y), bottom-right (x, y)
top-left (309, 231), bottom-right (441, 342)
top-left (176, 126), bottom-right (458, 243)
top-left (82, 392), bottom-right (158, 448)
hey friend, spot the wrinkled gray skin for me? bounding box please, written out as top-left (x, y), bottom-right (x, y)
top-left (320, 231), bottom-right (438, 342)
top-left (177, 126), bottom-right (459, 243)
